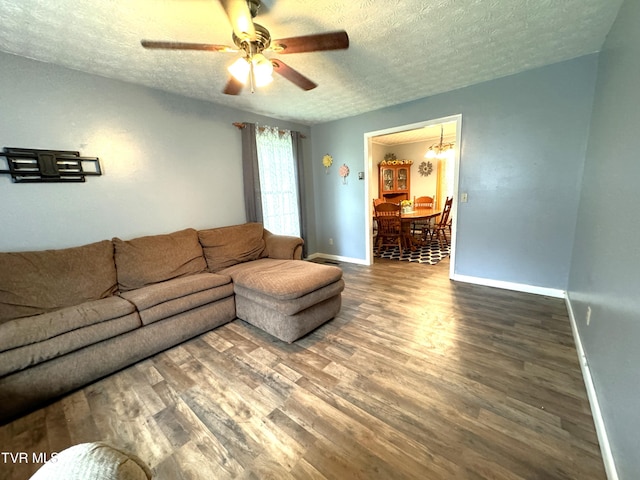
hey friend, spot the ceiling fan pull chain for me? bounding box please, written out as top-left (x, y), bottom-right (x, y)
top-left (249, 59), bottom-right (256, 93)
top-left (249, 42), bottom-right (256, 93)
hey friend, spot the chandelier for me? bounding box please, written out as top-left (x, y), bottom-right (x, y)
top-left (425, 125), bottom-right (454, 159)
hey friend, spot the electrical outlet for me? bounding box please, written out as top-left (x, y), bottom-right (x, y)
top-left (586, 306), bottom-right (592, 326)
top-left (461, 192), bottom-right (468, 203)
top-left (328, 238), bottom-right (333, 245)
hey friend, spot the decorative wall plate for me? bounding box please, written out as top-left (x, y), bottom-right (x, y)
top-left (322, 154), bottom-right (333, 173)
top-left (339, 163), bottom-right (350, 184)
top-left (419, 161), bottom-right (433, 177)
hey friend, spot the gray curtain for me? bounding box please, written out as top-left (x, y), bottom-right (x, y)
top-left (291, 130), bottom-right (308, 258)
top-left (241, 123), bottom-right (263, 223)
top-left (240, 123), bottom-right (307, 257)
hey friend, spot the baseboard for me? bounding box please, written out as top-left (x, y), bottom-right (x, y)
top-left (451, 273), bottom-right (565, 298)
top-left (306, 252), bottom-right (369, 265)
top-left (565, 296), bottom-right (619, 480)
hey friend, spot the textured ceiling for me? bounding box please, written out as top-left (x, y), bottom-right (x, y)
top-left (0, 0), bottom-right (624, 126)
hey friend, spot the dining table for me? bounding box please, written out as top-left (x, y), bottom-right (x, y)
top-left (400, 207), bottom-right (442, 249)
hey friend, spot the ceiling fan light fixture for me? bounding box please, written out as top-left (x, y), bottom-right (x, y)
top-left (253, 73), bottom-right (273, 87)
top-left (228, 56), bottom-right (251, 83)
top-left (252, 53), bottom-right (273, 87)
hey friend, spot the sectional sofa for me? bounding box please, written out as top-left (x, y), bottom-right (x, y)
top-left (0, 222), bottom-right (344, 424)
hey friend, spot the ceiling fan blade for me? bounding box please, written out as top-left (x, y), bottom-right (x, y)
top-left (271, 31), bottom-right (349, 54)
top-left (219, 0), bottom-right (257, 41)
top-left (223, 76), bottom-right (244, 95)
top-left (271, 59), bottom-right (317, 91)
top-left (141, 40), bottom-right (236, 52)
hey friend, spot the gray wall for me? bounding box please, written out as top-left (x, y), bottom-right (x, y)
top-left (309, 55), bottom-right (598, 290)
top-left (568, 0), bottom-right (640, 477)
top-left (0, 52), bottom-right (311, 251)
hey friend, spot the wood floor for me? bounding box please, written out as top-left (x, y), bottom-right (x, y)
top-left (0, 257), bottom-right (606, 480)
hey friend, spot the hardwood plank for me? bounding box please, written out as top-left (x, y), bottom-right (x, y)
top-left (43, 401), bottom-right (71, 453)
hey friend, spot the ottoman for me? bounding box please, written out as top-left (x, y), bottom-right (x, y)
top-left (220, 259), bottom-right (344, 343)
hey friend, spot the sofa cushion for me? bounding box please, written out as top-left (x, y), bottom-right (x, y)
top-left (198, 223), bottom-right (266, 273)
top-left (220, 258), bottom-right (343, 300)
top-left (235, 278), bottom-right (345, 316)
top-left (0, 240), bottom-right (118, 324)
top-left (0, 310), bottom-right (141, 377)
top-left (119, 273), bottom-right (231, 311)
top-left (119, 273), bottom-right (234, 325)
top-left (114, 228), bottom-right (207, 291)
top-left (0, 296), bottom-right (137, 352)
top-left (263, 229), bottom-right (304, 260)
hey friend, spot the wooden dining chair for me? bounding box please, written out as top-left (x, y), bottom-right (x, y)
top-left (413, 196), bottom-right (434, 208)
top-left (372, 198), bottom-right (386, 236)
top-left (412, 195), bottom-right (435, 240)
top-left (432, 196), bottom-right (453, 247)
top-left (374, 202), bottom-right (404, 252)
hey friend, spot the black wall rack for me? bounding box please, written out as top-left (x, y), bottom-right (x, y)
top-left (0, 147), bottom-right (102, 183)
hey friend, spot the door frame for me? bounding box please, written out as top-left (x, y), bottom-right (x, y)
top-left (363, 113), bottom-right (462, 278)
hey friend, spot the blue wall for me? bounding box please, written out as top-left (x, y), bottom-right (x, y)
top-left (0, 52), bottom-right (311, 251)
top-left (568, 0), bottom-right (640, 477)
top-left (309, 55), bottom-right (598, 290)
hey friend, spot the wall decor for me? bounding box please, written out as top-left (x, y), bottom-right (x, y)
top-left (418, 160), bottom-right (433, 177)
top-left (379, 152), bottom-right (412, 166)
top-left (322, 154), bottom-right (333, 173)
top-left (0, 147), bottom-right (102, 183)
top-left (339, 163), bottom-right (350, 184)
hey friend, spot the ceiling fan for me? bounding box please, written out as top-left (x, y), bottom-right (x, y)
top-left (141, 0), bottom-right (349, 95)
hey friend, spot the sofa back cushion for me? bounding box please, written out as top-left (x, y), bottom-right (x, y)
top-left (198, 223), bottom-right (266, 273)
top-left (0, 240), bottom-right (118, 323)
top-left (113, 228), bottom-right (207, 291)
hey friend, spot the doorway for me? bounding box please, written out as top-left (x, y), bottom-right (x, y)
top-left (363, 114), bottom-right (462, 277)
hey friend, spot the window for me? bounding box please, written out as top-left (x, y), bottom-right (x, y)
top-left (255, 126), bottom-right (301, 237)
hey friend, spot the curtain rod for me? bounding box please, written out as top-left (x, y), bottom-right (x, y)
top-left (233, 122), bottom-right (306, 138)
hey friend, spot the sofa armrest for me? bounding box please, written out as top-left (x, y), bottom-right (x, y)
top-left (263, 229), bottom-right (304, 260)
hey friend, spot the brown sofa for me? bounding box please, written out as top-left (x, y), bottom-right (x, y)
top-left (0, 223), bottom-right (344, 424)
